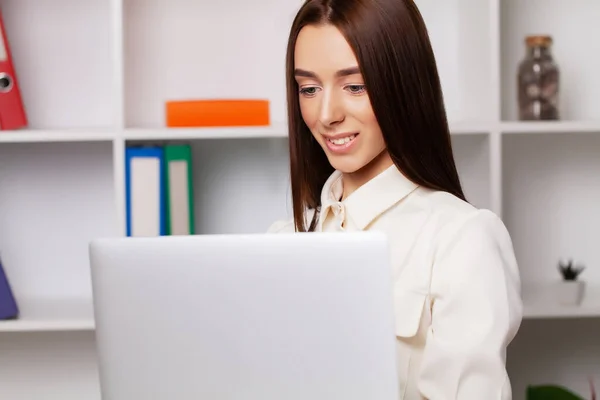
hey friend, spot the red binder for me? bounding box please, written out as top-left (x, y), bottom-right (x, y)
top-left (0, 8), bottom-right (26, 130)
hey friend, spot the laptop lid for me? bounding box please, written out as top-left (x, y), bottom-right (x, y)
top-left (89, 232), bottom-right (399, 400)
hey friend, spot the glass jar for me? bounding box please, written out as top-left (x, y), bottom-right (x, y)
top-left (517, 35), bottom-right (560, 120)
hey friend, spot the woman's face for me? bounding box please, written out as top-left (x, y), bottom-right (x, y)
top-left (294, 24), bottom-right (390, 177)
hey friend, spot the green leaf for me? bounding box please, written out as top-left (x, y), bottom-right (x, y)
top-left (527, 385), bottom-right (586, 400)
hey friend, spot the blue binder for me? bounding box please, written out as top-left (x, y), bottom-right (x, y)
top-left (0, 256), bottom-right (18, 320)
top-left (125, 146), bottom-right (167, 237)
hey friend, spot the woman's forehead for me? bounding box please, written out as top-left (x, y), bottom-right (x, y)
top-left (294, 24), bottom-right (359, 76)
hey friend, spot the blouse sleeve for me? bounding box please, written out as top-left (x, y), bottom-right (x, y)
top-left (417, 209), bottom-right (523, 400)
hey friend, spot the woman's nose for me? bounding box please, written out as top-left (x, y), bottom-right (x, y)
top-left (318, 90), bottom-right (344, 127)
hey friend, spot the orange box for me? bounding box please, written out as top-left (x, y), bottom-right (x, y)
top-left (165, 99), bottom-right (270, 127)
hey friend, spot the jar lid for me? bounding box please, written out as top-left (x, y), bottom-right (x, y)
top-left (525, 35), bottom-right (553, 47)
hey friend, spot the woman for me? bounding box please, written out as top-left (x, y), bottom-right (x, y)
top-left (269, 0), bottom-right (523, 399)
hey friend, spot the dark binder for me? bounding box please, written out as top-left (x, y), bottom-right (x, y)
top-left (0, 256), bottom-right (18, 320)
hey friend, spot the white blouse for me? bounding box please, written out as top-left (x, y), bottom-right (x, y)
top-left (268, 164), bottom-right (523, 400)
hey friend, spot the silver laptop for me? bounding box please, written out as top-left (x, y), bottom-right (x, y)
top-left (89, 232), bottom-right (399, 400)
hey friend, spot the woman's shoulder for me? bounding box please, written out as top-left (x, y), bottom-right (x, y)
top-left (435, 207), bottom-right (513, 254)
top-left (417, 190), bottom-right (519, 286)
top-left (407, 188), bottom-right (514, 256)
top-left (414, 188), bottom-right (504, 231)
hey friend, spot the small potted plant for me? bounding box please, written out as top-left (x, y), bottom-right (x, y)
top-left (557, 259), bottom-right (586, 306)
top-left (527, 377), bottom-right (595, 400)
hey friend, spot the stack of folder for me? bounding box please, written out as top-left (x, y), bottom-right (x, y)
top-left (125, 144), bottom-right (195, 237)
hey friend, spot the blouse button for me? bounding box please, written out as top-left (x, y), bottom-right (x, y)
top-left (333, 203), bottom-right (346, 230)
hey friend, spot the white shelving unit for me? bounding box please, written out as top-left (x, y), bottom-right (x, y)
top-left (0, 0), bottom-right (598, 398)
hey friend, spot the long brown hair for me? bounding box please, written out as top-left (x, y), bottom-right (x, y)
top-left (285, 0), bottom-right (466, 232)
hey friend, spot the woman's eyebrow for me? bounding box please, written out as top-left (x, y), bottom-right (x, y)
top-left (294, 66), bottom-right (361, 78)
top-left (294, 68), bottom-right (317, 78)
top-left (335, 66), bottom-right (360, 77)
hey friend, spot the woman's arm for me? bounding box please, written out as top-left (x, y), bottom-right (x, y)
top-left (418, 209), bottom-right (523, 400)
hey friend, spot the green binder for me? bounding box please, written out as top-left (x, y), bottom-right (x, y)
top-left (164, 144), bottom-right (195, 235)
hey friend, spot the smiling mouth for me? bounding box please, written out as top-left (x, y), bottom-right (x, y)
top-left (327, 133), bottom-right (357, 145)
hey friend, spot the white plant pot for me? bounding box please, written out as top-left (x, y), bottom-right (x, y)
top-left (557, 280), bottom-right (585, 306)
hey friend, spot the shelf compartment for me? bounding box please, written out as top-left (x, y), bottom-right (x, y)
top-left (1, 0), bottom-right (116, 130)
top-left (121, 137), bottom-right (292, 235)
top-left (502, 132), bottom-right (600, 298)
top-left (501, 0), bottom-right (600, 122)
top-left (415, 0), bottom-right (494, 123)
top-left (187, 138), bottom-right (292, 234)
top-left (123, 0), bottom-right (299, 129)
top-left (0, 142), bottom-right (117, 305)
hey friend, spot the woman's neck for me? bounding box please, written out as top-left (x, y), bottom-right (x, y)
top-left (341, 151), bottom-right (393, 200)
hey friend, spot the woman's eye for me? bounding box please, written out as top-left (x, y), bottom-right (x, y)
top-left (346, 84), bottom-right (366, 94)
top-left (299, 87), bottom-right (319, 96)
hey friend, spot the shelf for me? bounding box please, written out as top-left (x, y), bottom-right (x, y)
top-left (0, 122), bottom-right (598, 144)
top-left (0, 129), bottom-right (117, 143)
top-left (501, 121), bottom-right (600, 135)
top-left (6, 285), bottom-right (600, 332)
top-left (524, 303), bottom-right (600, 320)
top-left (523, 284), bottom-right (600, 319)
top-left (2, 122), bottom-right (598, 144)
top-left (0, 123), bottom-right (493, 144)
top-left (2, 285), bottom-right (599, 332)
top-left (0, 142), bottom-right (116, 316)
top-left (448, 122), bottom-right (491, 135)
top-left (123, 124), bottom-right (288, 141)
top-left (0, 297), bottom-right (94, 332)
top-left (124, 122), bottom-right (491, 142)
top-left (3, 284), bottom-right (600, 332)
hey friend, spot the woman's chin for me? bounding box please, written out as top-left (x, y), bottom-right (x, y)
top-left (326, 154), bottom-right (366, 174)
top-left (325, 148), bottom-right (394, 177)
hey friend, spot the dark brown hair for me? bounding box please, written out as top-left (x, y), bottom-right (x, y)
top-left (285, 0), bottom-right (466, 232)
